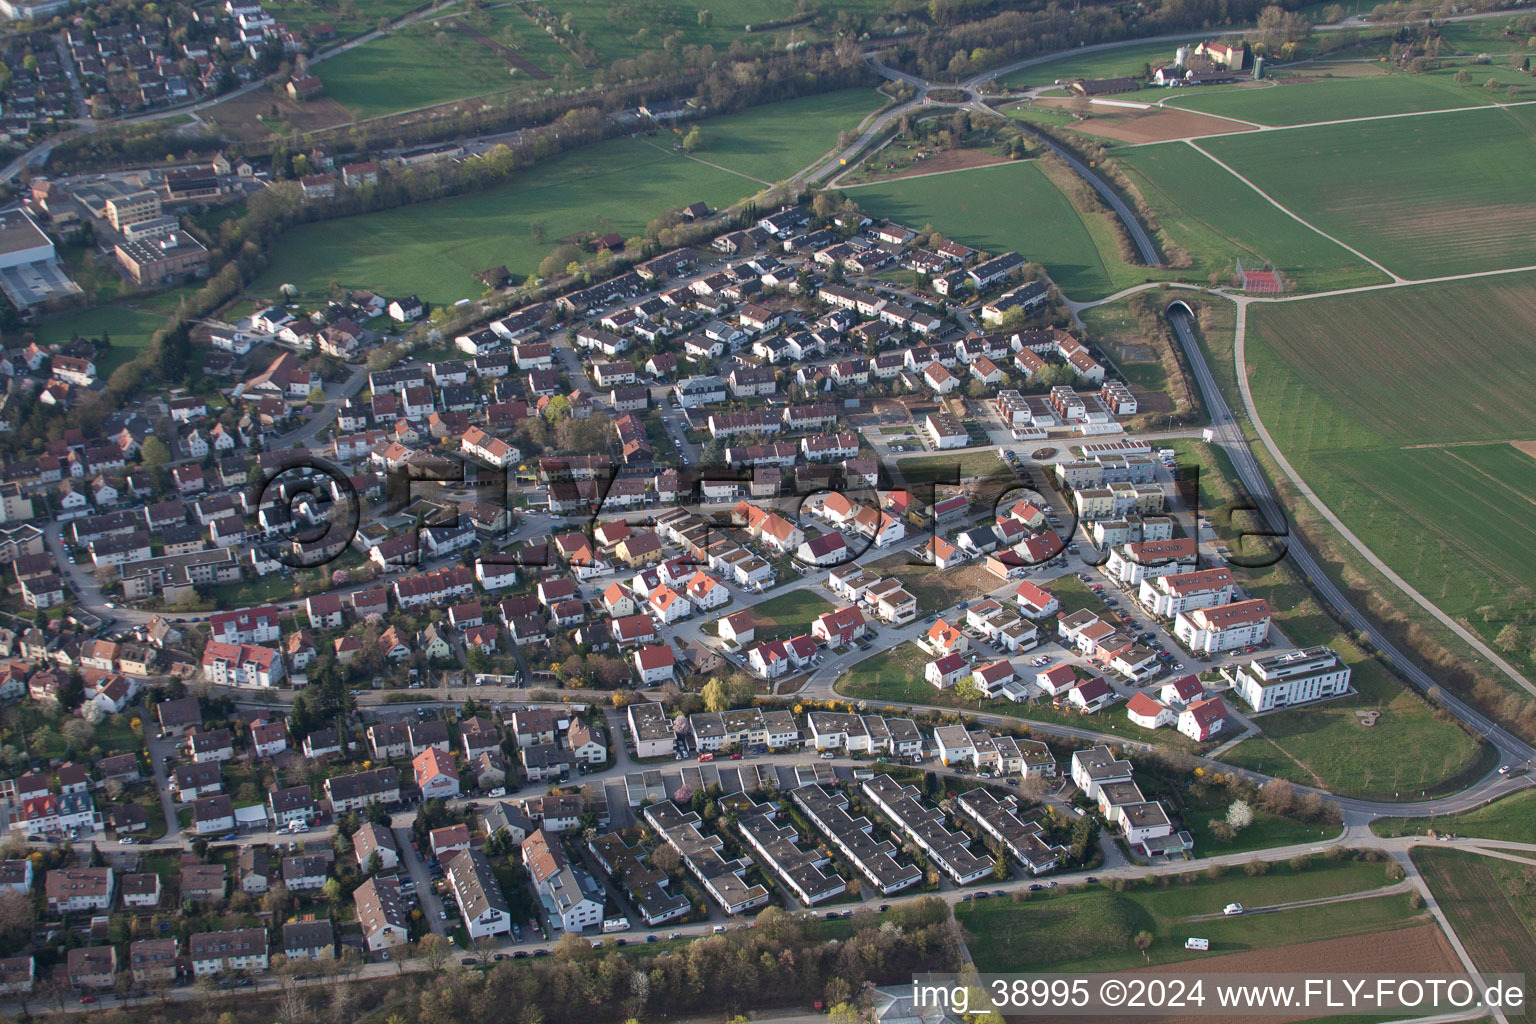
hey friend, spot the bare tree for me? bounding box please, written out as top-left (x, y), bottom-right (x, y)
top-left (417, 933), bottom-right (451, 974)
top-left (276, 979), bottom-right (311, 1023)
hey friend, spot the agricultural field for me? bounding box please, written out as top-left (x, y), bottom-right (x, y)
top-left (1243, 275), bottom-right (1536, 680)
top-left (252, 91), bottom-right (881, 304)
top-left (1161, 65), bottom-right (1531, 127)
top-left (1373, 787), bottom-right (1536, 843)
top-left (840, 159), bottom-right (1161, 300)
top-left (1115, 141), bottom-right (1390, 292)
top-left (957, 858), bottom-right (1418, 973)
top-left (1201, 107), bottom-right (1536, 277)
top-left (1413, 847), bottom-right (1536, 984)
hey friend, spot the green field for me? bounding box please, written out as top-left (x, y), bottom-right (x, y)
top-left (318, 8), bottom-right (577, 117)
top-left (263, 0), bottom-right (426, 40)
top-left (543, 0), bottom-right (807, 65)
top-left (749, 589), bottom-right (835, 640)
top-left (1413, 847), bottom-right (1536, 983)
top-left (1373, 787), bottom-right (1536, 842)
top-left (1201, 106), bottom-right (1536, 277)
top-left (1243, 275), bottom-right (1536, 680)
top-left (996, 40), bottom-right (1183, 90)
top-left (957, 858), bottom-right (1414, 972)
top-left (1217, 652), bottom-right (1489, 800)
top-left (1117, 141), bottom-right (1388, 292)
top-left (840, 159), bottom-right (1155, 300)
top-left (29, 285), bottom-right (199, 375)
top-left (1162, 66), bottom-right (1531, 127)
top-left (253, 90), bottom-right (881, 304)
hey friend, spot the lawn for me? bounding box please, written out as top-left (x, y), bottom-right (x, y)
top-left (839, 159), bottom-right (1153, 301)
top-left (252, 90), bottom-right (882, 305)
top-left (894, 449), bottom-right (1009, 486)
top-left (1115, 141), bottom-right (1390, 292)
top-left (749, 589), bottom-right (835, 640)
top-left (1161, 65), bottom-right (1529, 127)
top-left (1217, 618), bottom-right (1488, 801)
top-left (28, 284), bottom-right (198, 375)
top-left (1373, 786), bottom-right (1536, 842)
top-left (957, 858), bottom-right (1414, 972)
top-left (1413, 847), bottom-right (1536, 983)
top-left (1242, 275), bottom-right (1536, 680)
top-left (1200, 105), bottom-right (1536, 277)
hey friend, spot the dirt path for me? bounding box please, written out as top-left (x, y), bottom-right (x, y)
top-left (447, 16), bottom-right (551, 79)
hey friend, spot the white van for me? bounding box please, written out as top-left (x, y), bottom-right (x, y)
top-left (1223, 903), bottom-right (1243, 916)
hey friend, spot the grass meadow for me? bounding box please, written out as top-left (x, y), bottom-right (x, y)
top-left (318, 7), bottom-right (576, 117)
top-left (1374, 787), bottom-right (1536, 842)
top-left (996, 40), bottom-right (1180, 90)
top-left (1201, 106), bottom-right (1536, 277)
top-left (957, 859), bottom-right (1414, 972)
top-left (841, 159), bottom-right (1157, 300)
top-left (252, 90), bottom-right (882, 305)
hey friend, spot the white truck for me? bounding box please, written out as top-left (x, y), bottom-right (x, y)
top-left (1223, 903), bottom-right (1244, 916)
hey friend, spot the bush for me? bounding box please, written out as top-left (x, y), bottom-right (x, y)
top-left (1243, 858), bottom-right (1269, 877)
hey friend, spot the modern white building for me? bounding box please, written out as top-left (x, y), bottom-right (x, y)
top-left (1225, 647), bottom-right (1352, 712)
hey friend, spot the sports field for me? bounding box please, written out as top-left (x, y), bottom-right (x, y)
top-left (1200, 106), bottom-right (1536, 277)
top-left (1243, 275), bottom-right (1536, 673)
top-left (1413, 847), bottom-right (1536, 984)
top-left (1162, 66), bottom-right (1531, 127)
top-left (841, 160), bottom-right (1153, 300)
top-left (253, 91), bottom-right (881, 304)
top-left (1116, 141), bottom-right (1389, 292)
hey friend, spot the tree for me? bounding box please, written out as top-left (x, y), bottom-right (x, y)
top-left (0, 890), bottom-right (32, 947)
top-left (682, 126), bottom-right (702, 153)
top-left (651, 843), bottom-right (681, 874)
top-left (1257, 778), bottom-right (1294, 815)
top-left (1133, 930), bottom-right (1154, 961)
top-left (140, 437), bottom-right (171, 467)
top-left (1496, 624), bottom-right (1523, 653)
top-left (954, 675), bottom-right (984, 707)
top-left (1226, 799), bottom-right (1254, 832)
top-left (696, 9), bottom-right (712, 26)
top-left (1456, 68), bottom-right (1472, 84)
